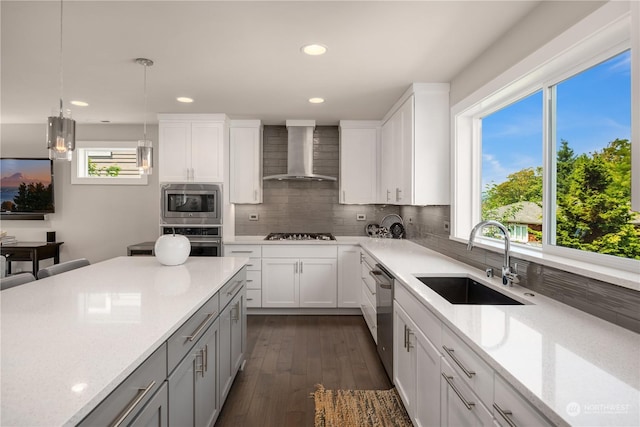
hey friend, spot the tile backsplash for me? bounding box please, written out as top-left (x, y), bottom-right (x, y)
top-left (400, 205), bottom-right (640, 333)
top-left (234, 125), bottom-right (400, 236)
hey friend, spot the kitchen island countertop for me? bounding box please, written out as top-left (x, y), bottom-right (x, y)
top-left (0, 256), bottom-right (248, 426)
top-left (359, 238), bottom-right (639, 427)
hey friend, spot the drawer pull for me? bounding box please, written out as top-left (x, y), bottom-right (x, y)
top-left (493, 403), bottom-right (517, 427)
top-left (441, 373), bottom-right (475, 410)
top-left (247, 298), bottom-right (254, 301)
top-left (203, 344), bottom-right (208, 373)
top-left (442, 345), bottom-right (476, 378)
top-left (226, 280), bottom-right (244, 296)
top-left (110, 380), bottom-right (156, 427)
top-left (247, 264), bottom-right (254, 267)
top-left (231, 250), bottom-right (253, 253)
top-left (187, 311), bottom-right (217, 342)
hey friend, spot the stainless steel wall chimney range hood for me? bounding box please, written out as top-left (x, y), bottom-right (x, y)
top-left (263, 120), bottom-right (337, 181)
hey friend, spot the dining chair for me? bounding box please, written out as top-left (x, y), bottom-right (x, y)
top-left (1, 272), bottom-right (36, 290)
top-left (37, 258), bottom-right (91, 279)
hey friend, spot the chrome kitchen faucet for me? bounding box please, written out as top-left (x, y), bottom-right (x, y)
top-left (467, 220), bottom-right (519, 286)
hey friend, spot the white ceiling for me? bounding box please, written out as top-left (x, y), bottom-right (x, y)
top-left (1, 0), bottom-right (540, 126)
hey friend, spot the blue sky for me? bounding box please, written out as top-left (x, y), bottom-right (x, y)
top-left (481, 50), bottom-right (631, 189)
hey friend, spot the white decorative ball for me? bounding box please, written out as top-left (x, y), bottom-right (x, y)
top-left (154, 234), bottom-right (191, 266)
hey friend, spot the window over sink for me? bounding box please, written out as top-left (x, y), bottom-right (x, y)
top-left (451, 2), bottom-right (639, 287)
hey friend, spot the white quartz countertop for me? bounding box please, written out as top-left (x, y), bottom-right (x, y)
top-left (0, 256), bottom-right (248, 427)
top-left (224, 235), bottom-right (371, 245)
top-left (359, 238), bottom-right (640, 427)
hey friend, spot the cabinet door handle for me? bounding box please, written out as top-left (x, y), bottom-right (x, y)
top-left (442, 345), bottom-right (476, 378)
top-left (227, 280), bottom-right (244, 296)
top-left (396, 188), bottom-right (401, 201)
top-left (195, 349), bottom-right (204, 377)
top-left (442, 373), bottom-right (475, 410)
top-left (386, 189), bottom-right (391, 202)
top-left (300, 261), bottom-right (303, 274)
top-left (110, 381), bottom-right (156, 427)
top-left (203, 344), bottom-right (208, 373)
top-left (493, 403), bottom-right (517, 427)
top-left (187, 311), bottom-right (217, 342)
top-left (295, 261), bottom-right (298, 274)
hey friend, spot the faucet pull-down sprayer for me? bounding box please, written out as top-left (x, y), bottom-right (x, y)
top-left (467, 220), bottom-right (519, 286)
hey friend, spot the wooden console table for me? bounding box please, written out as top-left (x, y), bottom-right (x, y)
top-left (1, 242), bottom-right (64, 276)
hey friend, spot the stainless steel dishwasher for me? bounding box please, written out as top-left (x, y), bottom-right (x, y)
top-left (370, 263), bottom-right (394, 380)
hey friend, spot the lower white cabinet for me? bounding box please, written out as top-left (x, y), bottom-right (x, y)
top-left (262, 245), bottom-right (338, 308)
top-left (441, 358), bottom-right (494, 427)
top-left (337, 245), bottom-right (361, 307)
top-left (394, 301), bottom-right (441, 427)
top-left (360, 250), bottom-right (377, 341)
top-left (168, 319), bottom-right (220, 427)
top-left (494, 374), bottom-right (553, 427)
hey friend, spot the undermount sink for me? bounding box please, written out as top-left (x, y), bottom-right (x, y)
top-left (416, 277), bottom-right (524, 305)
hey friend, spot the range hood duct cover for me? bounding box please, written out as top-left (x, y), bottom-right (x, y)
top-left (263, 120), bottom-right (337, 181)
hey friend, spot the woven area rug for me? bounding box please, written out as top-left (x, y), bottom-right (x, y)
top-left (312, 384), bottom-right (412, 427)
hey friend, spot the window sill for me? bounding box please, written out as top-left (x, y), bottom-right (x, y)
top-left (450, 236), bottom-right (640, 292)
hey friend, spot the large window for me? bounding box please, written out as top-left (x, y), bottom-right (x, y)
top-left (452, 3), bottom-right (639, 283)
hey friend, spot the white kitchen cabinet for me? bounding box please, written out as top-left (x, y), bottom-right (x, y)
top-left (158, 114), bottom-right (227, 183)
top-left (379, 83), bottom-right (450, 205)
top-left (360, 250), bottom-right (377, 341)
top-left (230, 120), bottom-right (262, 204)
top-left (441, 358), bottom-right (494, 427)
top-left (262, 245), bottom-right (338, 308)
top-left (168, 318), bottom-right (220, 427)
top-left (393, 300), bottom-right (442, 427)
top-left (224, 244), bottom-right (262, 307)
top-left (339, 121), bottom-right (380, 204)
top-left (337, 245), bottom-right (361, 307)
top-left (494, 374), bottom-right (553, 427)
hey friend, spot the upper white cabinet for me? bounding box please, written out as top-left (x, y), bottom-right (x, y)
top-left (339, 121), bottom-right (380, 204)
top-left (379, 83), bottom-right (450, 205)
top-left (230, 120), bottom-right (263, 204)
top-left (158, 114), bottom-right (227, 183)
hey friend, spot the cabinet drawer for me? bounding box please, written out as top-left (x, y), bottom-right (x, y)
top-left (442, 325), bottom-right (493, 407)
top-left (245, 270), bottom-right (261, 290)
top-left (361, 284), bottom-right (376, 342)
top-left (246, 289), bottom-right (261, 308)
top-left (395, 283), bottom-right (441, 349)
top-left (262, 244), bottom-right (337, 258)
top-left (219, 269), bottom-right (246, 310)
top-left (361, 262), bottom-right (376, 295)
top-left (224, 244), bottom-right (262, 258)
top-left (441, 358), bottom-right (493, 427)
top-left (78, 345), bottom-right (167, 427)
top-left (494, 374), bottom-right (553, 427)
top-left (167, 294), bottom-right (219, 374)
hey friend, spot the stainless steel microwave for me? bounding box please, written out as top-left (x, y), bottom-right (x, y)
top-left (161, 183), bottom-right (222, 225)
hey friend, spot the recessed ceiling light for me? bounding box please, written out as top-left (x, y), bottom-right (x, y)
top-left (301, 44), bottom-right (328, 56)
top-left (309, 97), bottom-right (325, 104)
top-left (177, 97), bottom-right (194, 103)
top-left (70, 100), bottom-right (89, 107)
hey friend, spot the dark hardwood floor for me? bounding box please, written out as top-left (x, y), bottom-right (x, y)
top-left (215, 315), bottom-right (392, 427)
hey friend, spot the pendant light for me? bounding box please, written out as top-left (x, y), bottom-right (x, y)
top-left (46, 0), bottom-right (75, 161)
top-left (136, 58), bottom-right (154, 175)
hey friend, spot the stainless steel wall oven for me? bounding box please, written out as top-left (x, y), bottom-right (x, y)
top-left (161, 227), bottom-right (221, 257)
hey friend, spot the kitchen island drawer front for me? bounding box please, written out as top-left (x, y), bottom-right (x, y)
top-left (224, 245), bottom-right (262, 258)
top-left (494, 375), bottom-right (553, 427)
top-left (244, 258), bottom-right (261, 271)
top-left (395, 283), bottom-right (441, 349)
top-left (167, 294), bottom-right (219, 373)
top-left (361, 285), bottom-right (377, 342)
top-left (262, 245), bottom-right (337, 259)
top-left (246, 289), bottom-right (261, 307)
top-left (78, 345), bottom-right (166, 427)
top-left (442, 325), bottom-right (493, 407)
top-left (246, 270), bottom-right (261, 290)
top-left (219, 269), bottom-right (246, 309)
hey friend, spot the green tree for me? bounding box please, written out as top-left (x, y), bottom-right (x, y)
top-left (556, 139), bottom-right (575, 197)
top-left (12, 182), bottom-right (54, 212)
top-left (483, 167), bottom-right (542, 212)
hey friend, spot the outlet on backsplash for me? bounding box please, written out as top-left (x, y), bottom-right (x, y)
top-left (443, 220), bottom-right (449, 231)
top-left (249, 214), bottom-right (259, 221)
top-left (356, 214), bottom-right (366, 221)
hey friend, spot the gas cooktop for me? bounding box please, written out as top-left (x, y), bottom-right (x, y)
top-left (264, 233), bottom-right (336, 241)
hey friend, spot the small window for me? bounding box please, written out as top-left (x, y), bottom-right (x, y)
top-left (72, 141), bottom-right (148, 185)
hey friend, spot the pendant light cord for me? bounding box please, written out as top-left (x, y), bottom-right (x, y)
top-left (143, 63), bottom-right (148, 140)
top-left (59, 0), bottom-right (64, 116)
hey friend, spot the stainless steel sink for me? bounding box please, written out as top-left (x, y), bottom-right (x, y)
top-left (416, 277), bottom-right (523, 305)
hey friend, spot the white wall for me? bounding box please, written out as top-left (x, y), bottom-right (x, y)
top-left (449, 0), bottom-right (606, 105)
top-left (1, 123), bottom-right (160, 271)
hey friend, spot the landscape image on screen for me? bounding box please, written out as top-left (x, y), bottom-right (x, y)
top-left (0, 159), bottom-right (54, 213)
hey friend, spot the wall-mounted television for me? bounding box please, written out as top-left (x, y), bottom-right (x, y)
top-left (1, 158), bottom-right (55, 219)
